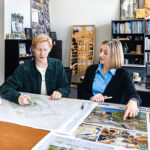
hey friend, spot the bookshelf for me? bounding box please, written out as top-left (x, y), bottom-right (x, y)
top-left (49, 40), bottom-right (62, 61)
top-left (70, 25), bottom-right (95, 74)
top-left (112, 19), bottom-right (146, 67)
top-left (5, 39), bottom-right (33, 79)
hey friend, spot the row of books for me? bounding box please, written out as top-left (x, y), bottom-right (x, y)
top-left (112, 21), bottom-right (145, 34)
top-left (145, 37), bottom-right (150, 50)
top-left (145, 21), bottom-right (150, 35)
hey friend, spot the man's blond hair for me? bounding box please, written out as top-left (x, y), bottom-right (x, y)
top-left (32, 34), bottom-right (52, 49)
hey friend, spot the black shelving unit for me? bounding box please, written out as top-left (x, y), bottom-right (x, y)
top-left (5, 39), bottom-right (62, 80)
top-left (112, 19), bottom-right (145, 67)
top-left (111, 19), bottom-right (150, 83)
top-left (5, 39), bottom-right (33, 80)
top-left (49, 40), bottom-right (62, 61)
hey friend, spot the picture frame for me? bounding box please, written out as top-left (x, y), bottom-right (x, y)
top-left (120, 0), bottom-right (139, 20)
top-left (19, 43), bottom-right (26, 57)
top-left (25, 28), bottom-right (32, 40)
top-left (11, 13), bottom-right (26, 39)
top-left (50, 32), bottom-right (57, 40)
top-left (32, 0), bottom-right (50, 38)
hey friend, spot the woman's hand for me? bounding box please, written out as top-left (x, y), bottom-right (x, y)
top-left (91, 94), bottom-right (106, 102)
top-left (18, 95), bottom-right (31, 106)
top-left (123, 100), bottom-right (139, 120)
top-left (50, 91), bottom-right (62, 100)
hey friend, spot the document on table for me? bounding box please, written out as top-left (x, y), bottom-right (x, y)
top-left (31, 102), bottom-right (150, 150)
top-left (62, 101), bottom-right (97, 133)
top-left (0, 93), bottom-right (95, 132)
top-left (32, 132), bottom-right (115, 150)
top-left (71, 103), bottom-right (150, 150)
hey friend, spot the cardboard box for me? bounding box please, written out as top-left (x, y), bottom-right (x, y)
top-left (136, 9), bottom-right (146, 19)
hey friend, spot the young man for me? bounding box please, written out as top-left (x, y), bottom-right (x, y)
top-left (0, 34), bottom-right (69, 105)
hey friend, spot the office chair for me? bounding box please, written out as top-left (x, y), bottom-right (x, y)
top-left (64, 67), bottom-right (72, 85)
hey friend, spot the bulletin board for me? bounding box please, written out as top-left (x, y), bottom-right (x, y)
top-left (32, 0), bottom-right (50, 37)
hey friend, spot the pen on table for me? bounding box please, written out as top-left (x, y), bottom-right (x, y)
top-left (79, 133), bottom-right (91, 135)
top-left (81, 102), bottom-right (84, 109)
top-left (104, 96), bottom-right (112, 100)
top-left (21, 93), bottom-right (33, 104)
top-left (74, 133), bottom-right (96, 136)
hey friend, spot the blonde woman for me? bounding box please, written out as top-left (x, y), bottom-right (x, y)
top-left (0, 34), bottom-right (69, 105)
top-left (78, 39), bottom-right (141, 120)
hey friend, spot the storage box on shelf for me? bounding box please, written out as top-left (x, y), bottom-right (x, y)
top-left (70, 25), bottom-right (95, 74)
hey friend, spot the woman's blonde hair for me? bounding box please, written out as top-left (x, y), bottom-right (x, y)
top-left (102, 39), bottom-right (124, 69)
top-left (32, 34), bottom-right (53, 49)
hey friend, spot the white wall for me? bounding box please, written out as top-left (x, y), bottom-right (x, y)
top-left (50, 0), bottom-right (145, 67)
top-left (0, 0), bottom-right (31, 84)
top-left (140, 0), bottom-right (144, 8)
top-left (0, 0), bottom-right (4, 84)
top-left (4, 0), bottom-right (31, 35)
top-left (0, 0), bottom-right (145, 84)
top-left (50, 0), bottom-right (120, 66)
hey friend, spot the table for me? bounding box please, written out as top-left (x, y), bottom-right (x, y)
top-left (0, 121), bottom-right (48, 150)
top-left (0, 94), bottom-right (94, 149)
top-left (134, 83), bottom-right (150, 92)
top-left (0, 93), bottom-right (149, 150)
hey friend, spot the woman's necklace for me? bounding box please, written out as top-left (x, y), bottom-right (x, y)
top-left (102, 66), bottom-right (110, 76)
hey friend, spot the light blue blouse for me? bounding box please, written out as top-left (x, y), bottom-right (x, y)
top-left (92, 64), bottom-right (116, 95)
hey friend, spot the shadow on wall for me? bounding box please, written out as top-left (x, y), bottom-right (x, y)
top-left (62, 26), bottom-right (72, 67)
top-left (94, 24), bottom-right (111, 64)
